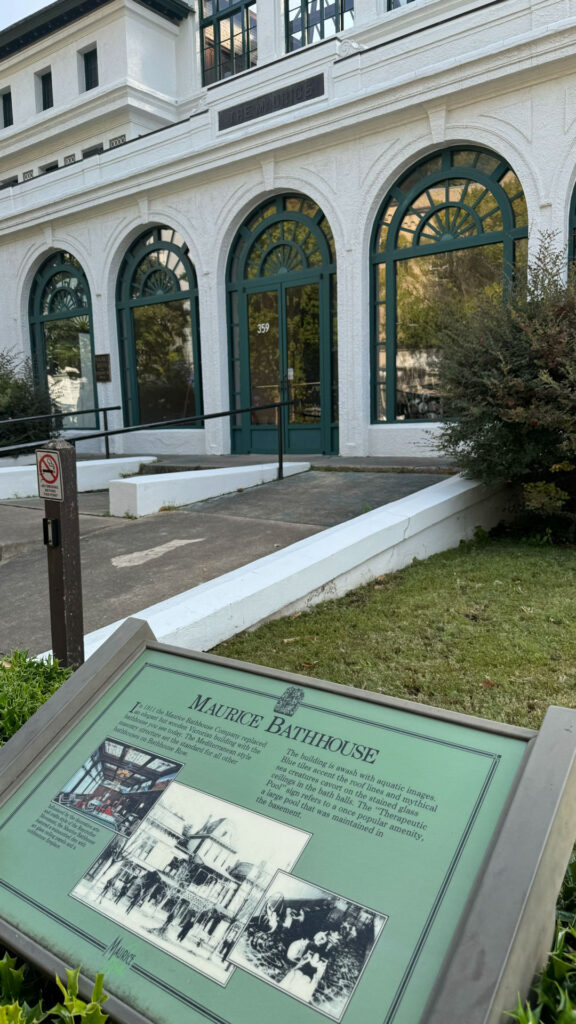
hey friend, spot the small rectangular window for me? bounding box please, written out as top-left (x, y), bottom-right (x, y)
top-left (40, 161), bottom-right (58, 174)
top-left (286, 0), bottom-right (354, 52)
top-left (1, 90), bottom-right (13, 128)
top-left (0, 176), bottom-right (17, 190)
top-left (37, 69), bottom-right (53, 110)
top-left (83, 48), bottom-right (98, 91)
top-left (82, 143), bottom-right (104, 159)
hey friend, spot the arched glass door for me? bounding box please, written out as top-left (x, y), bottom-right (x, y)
top-left (29, 252), bottom-right (97, 428)
top-left (228, 195), bottom-right (337, 454)
top-left (116, 227), bottom-right (203, 427)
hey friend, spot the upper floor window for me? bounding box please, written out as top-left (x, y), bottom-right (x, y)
top-left (36, 69), bottom-right (53, 111)
top-left (286, 0), bottom-right (354, 51)
top-left (199, 0), bottom-right (257, 86)
top-left (82, 143), bottom-right (104, 159)
top-left (1, 90), bottom-right (13, 128)
top-left (83, 48), bottom-right (99, 91)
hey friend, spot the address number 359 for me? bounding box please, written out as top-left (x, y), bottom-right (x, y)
top-left (257, 322), bottom-right (270, 334)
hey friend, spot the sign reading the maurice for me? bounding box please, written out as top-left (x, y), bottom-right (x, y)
top-left (0, 627), bottom-right (550, 1023)
top-left (218, 75), bottom-right (324, 131)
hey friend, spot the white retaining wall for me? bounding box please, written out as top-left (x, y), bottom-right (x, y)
top-left (82, 475), bottom-right (509, 659)
top-left (109, 462), bottom-right (310, 517)
top-left (0, 456), bottom-right (156, 498)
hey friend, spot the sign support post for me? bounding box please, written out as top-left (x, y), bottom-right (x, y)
top-left (36, 440), bottom-right (85, 669)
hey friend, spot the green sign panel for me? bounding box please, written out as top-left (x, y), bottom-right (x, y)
top-left (0, 638), bottom-right (529, 1024)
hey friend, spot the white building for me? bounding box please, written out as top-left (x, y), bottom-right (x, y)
top-left (0, 0), bottom-right (570, 458)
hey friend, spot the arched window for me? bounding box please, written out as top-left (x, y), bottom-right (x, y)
top-left (227, 194), bottom-right (337, 454)
top-left (371, 147), bottom-right (528, 422)
top-left (116, 227), bottom-right (202, 427)
top-left (29, 251), bottom-right (97, 427)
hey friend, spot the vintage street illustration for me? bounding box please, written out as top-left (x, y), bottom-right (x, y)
top-left (70, 783), bottom-right (310, 983)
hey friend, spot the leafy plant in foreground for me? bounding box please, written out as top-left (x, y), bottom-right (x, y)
top-left (0, 954), bottom-right (108, 1023)
top-left (508, 925), bottom-right (576, 1023)
top-left (0, 652), bottom-right (72, 747)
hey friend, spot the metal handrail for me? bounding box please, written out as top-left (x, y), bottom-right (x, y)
top-left (0, 405), bottom-right (122, 459)
top-left (0, 405), bottom-right (120, 428)
top-left (0, 400), bottom-right (293, 480)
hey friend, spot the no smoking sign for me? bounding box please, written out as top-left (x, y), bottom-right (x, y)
top-left (36, 450), bottom-right (63, 501)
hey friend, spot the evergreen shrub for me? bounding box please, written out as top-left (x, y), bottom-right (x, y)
top-left (0, 351), bottom-right (59, 449)
top-left (436, 236), bottom-right (576, 540)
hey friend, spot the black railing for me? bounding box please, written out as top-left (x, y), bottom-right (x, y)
top-left (0, 401), bottom-right (292, 481)
top-left (0, 406), bottom-right (121, 459)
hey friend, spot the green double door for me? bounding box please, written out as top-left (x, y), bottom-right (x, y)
top-left (232, 278), bottom-right (337, 454)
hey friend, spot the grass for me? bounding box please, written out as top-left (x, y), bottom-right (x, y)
top-left (213, 537), bottom-right (576, 730)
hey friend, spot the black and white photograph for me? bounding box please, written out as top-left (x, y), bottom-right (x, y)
top-left (53, 738), bottom-right (182, 837)
top-left (70, 783), bottom-right (311, 984)
top-left (230, 871), bottom-right (388, 1020)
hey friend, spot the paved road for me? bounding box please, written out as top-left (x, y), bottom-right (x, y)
top-left (0, 469), bottom-right (446, 656)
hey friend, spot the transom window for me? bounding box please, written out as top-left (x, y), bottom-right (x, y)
top-left (200, 0), bottom-right (257, 86)
top-left (286, 0), bottom-right (354, 51)
top-left (371, 147), bottom-right (528, 423)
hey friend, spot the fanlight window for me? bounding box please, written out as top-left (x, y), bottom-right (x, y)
top-left (29, 251), bottom-right (97, 429)
top-left (371, 147), bottom-right (528, 424)
top-left (116, 227), bottom-right (203, 428)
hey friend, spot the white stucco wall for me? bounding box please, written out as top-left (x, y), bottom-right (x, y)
top-left (0, 0), bottom-right (573, 457)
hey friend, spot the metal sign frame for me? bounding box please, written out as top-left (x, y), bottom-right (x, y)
top-left (0, 618), bottom-right (575, 1024)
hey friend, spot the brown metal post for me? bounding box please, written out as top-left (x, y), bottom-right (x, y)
top-left (103, 408), bottom-right (110, 459)
top-left (37, 440), bottom-right (85, 669)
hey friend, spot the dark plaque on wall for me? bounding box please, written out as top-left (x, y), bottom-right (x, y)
top-left (94, 354), bottom-right (111, 383)
top-left (219, 74), bottom-right (324, 131)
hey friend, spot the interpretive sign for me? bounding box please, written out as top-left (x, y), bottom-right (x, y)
top-left (1, 619), bottom-right (575, 1024)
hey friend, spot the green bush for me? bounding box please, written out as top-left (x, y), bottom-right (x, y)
top-left (0, 658), bottom-right (106, 1020)
top-left (0, 651), bottom-right (72, 747)
top-left (0, 954), bottom-right (108, 1023)
top-left (436, 236), bottom-right (576, 538)
top-left (0, 351), bottom-right (59, 449)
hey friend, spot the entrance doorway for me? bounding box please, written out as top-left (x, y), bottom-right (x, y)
top-left (228, 195), bottom-right (338, 454)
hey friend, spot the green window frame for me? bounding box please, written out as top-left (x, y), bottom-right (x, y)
top-left (40, 71), bottom-right (53, 110)
top-left (227, 193), bottom-right (338, 455)
top-left (286, 0), bottom-right (354, 51)
top-left (569, 183), bottom-right (576, 265)
top-left (29, 251), bottom-right (98, 428)
top-left (83, 49), bottom-right (99, 91)
top-left (370, 146), bottom-right (528, 424)
top-left (116, 226), bottom-right (203, 428)
top-left (199, 0), bottom-right (257, 86)
top-left (2, 90), bottom-right (13, 128)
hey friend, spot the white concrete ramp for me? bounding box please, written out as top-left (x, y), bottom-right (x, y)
top-left (83, 475), bottom-right (508, 658)
top-left (108, 462), bottom-right (310, 517)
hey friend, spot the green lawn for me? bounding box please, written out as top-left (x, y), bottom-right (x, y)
top-left (214, 538), bottom-right (576, 730)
